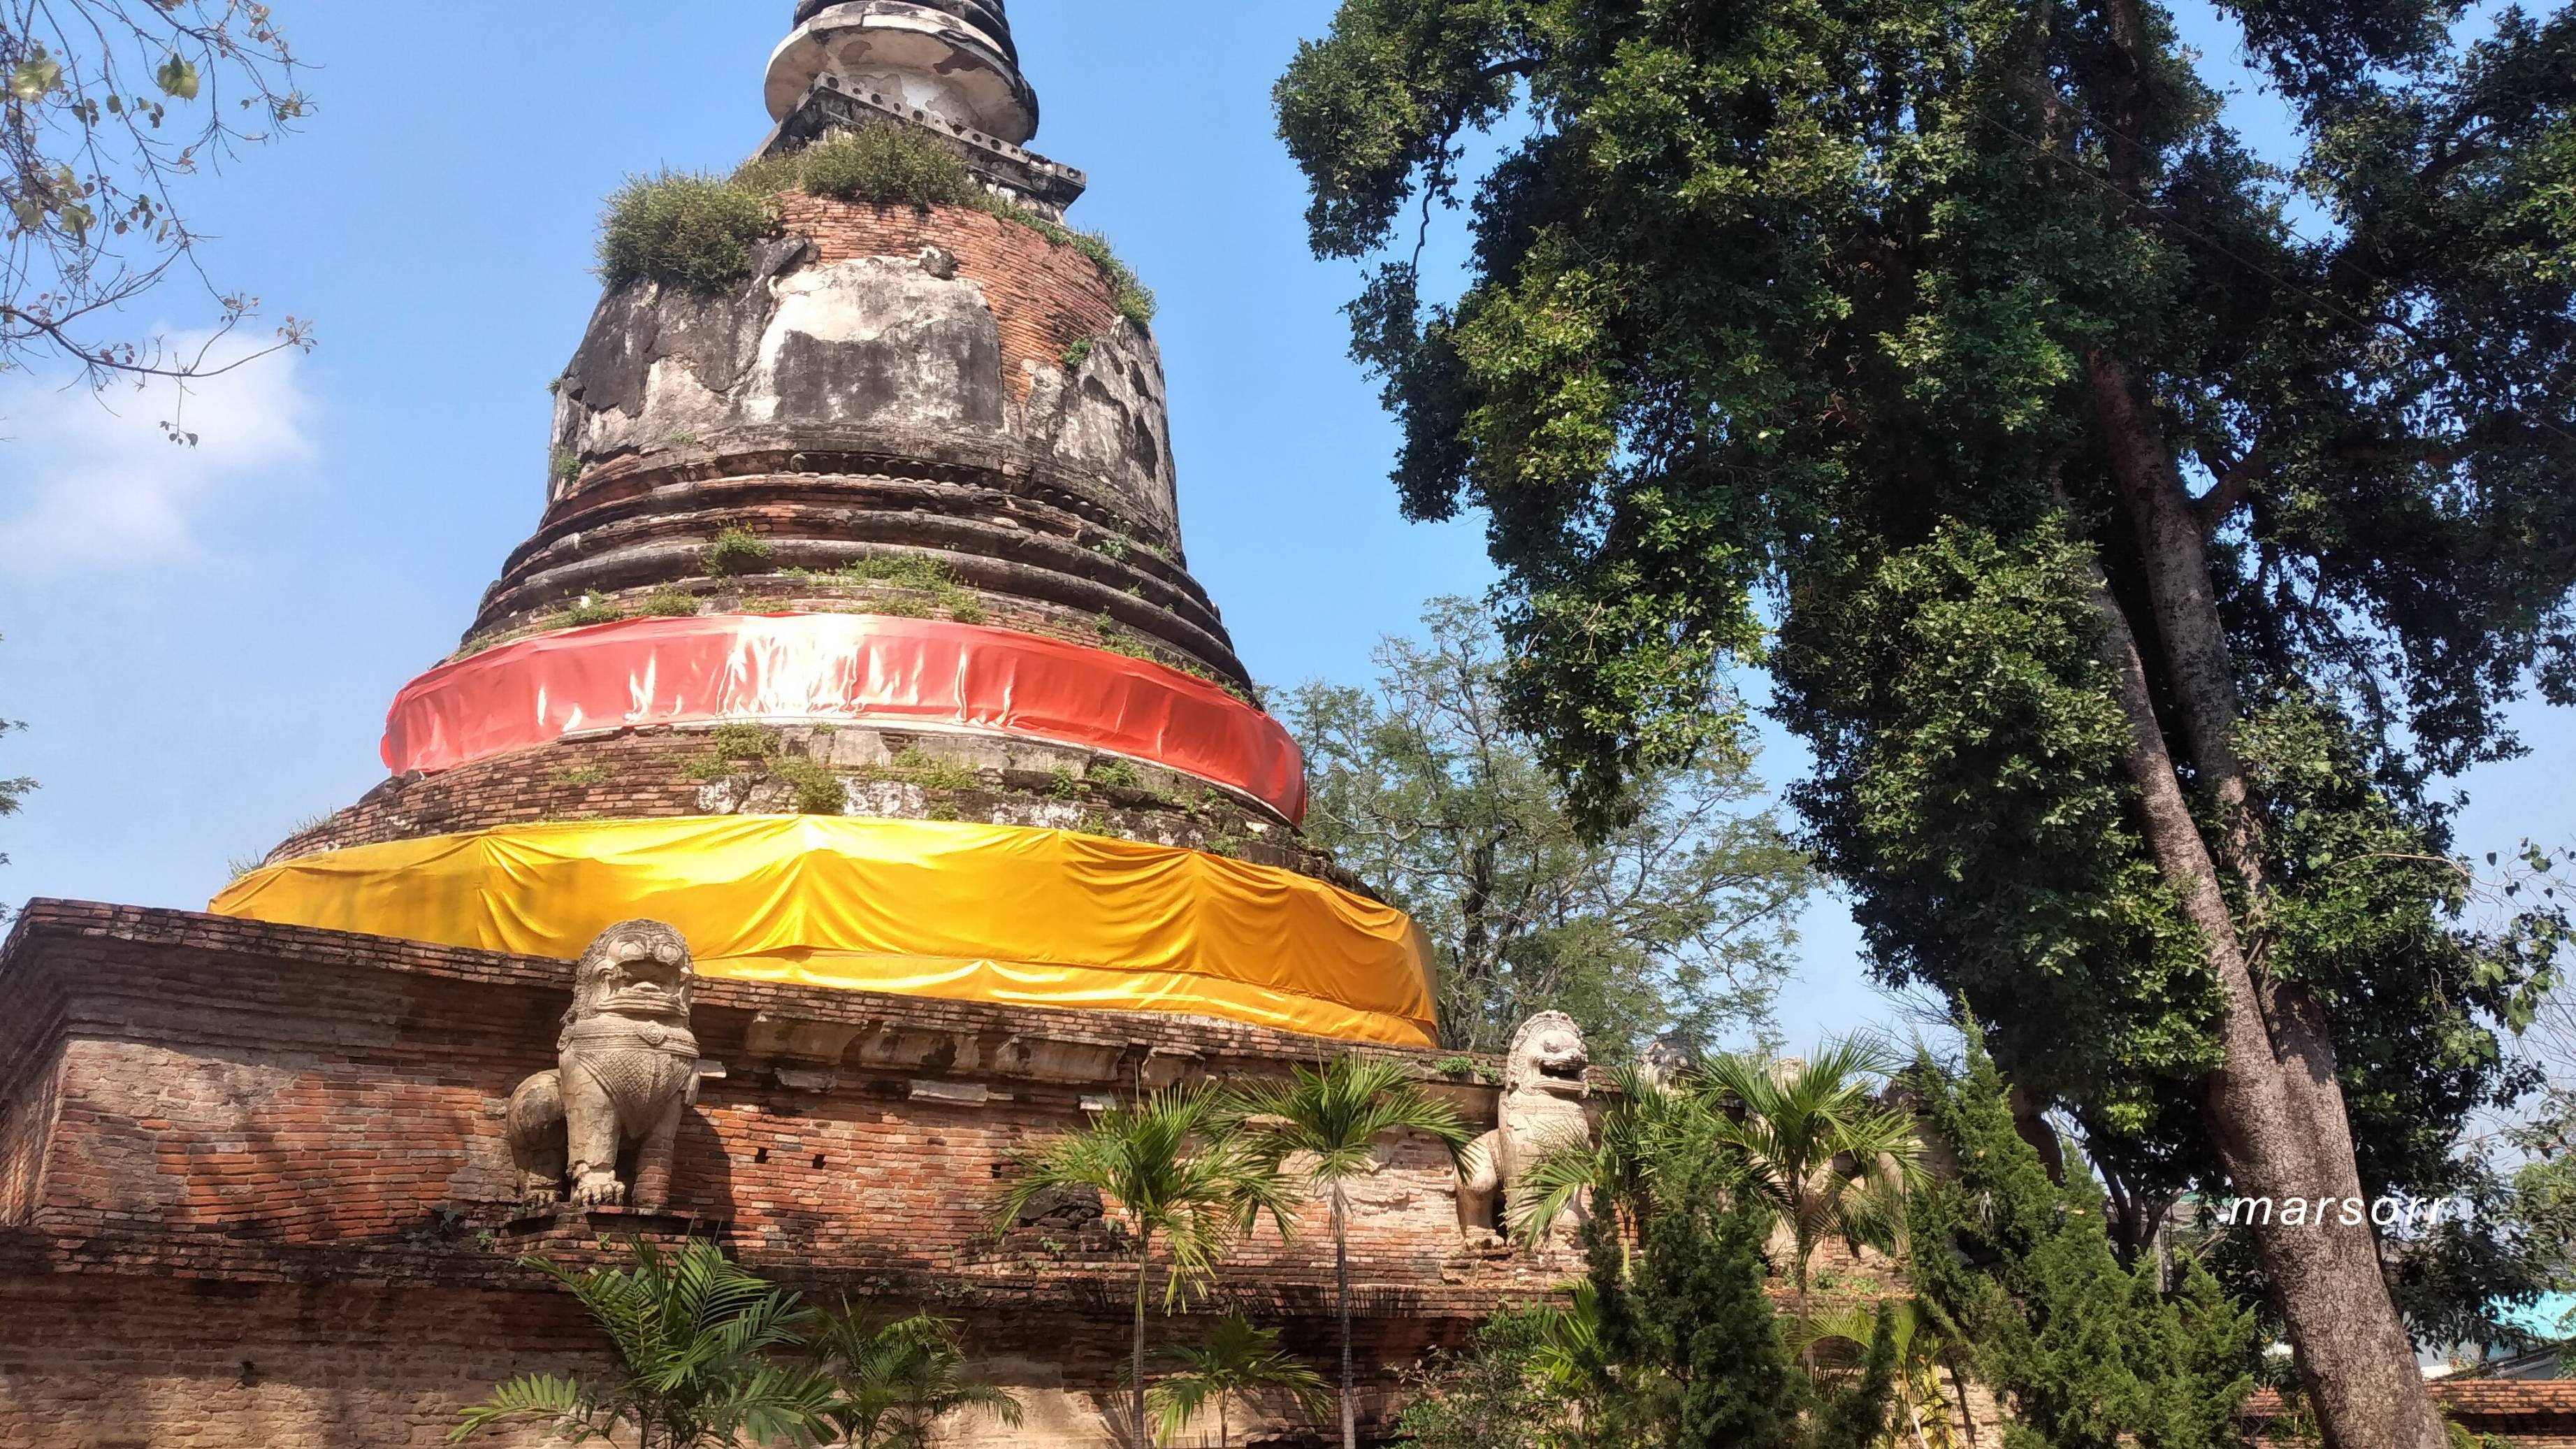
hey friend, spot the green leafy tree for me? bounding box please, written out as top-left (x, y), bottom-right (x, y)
top-left (1275, 0), bottom-right (2576, 1438)
top-left (994, 1085), bottom-right (1299, 1446)
top-left (1227, 1055), bottom-right (1471, 1449)
top-left (1145, 1310), bottom-right (1331, 1448)
top-left (450, 1239), bottom-right (842, 1449)
top-left (805, 1309), bottom-right (1022, 1449)
top-left (1907, 1035), bottom-right (2257, 1448)
top-left (1288, 598), bottom-right (1811, 1052)
top-left (2, 0), bottom-right (312, 387)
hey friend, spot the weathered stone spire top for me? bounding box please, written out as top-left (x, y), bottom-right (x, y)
top-left (767, 1), bottom-right (1039, 145)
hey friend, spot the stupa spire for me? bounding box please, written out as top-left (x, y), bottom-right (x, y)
top-left (767, 1), bottom-right (1039, 145)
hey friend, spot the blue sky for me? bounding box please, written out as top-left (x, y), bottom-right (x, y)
top-left (0, 1), bottom-right (2565, 1051)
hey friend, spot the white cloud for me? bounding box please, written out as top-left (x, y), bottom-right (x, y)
top-left (0, 333), bottom-right (316, 566)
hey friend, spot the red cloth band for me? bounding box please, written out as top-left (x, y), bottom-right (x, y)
top-left (381, 614), bottom-right (1307, 821)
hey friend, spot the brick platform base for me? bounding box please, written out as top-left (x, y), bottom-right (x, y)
top-left (0, 900), bottom-right (1609, 1447)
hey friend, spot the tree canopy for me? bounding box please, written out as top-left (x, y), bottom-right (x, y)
top-left (1277, 0), bottom-right (2574, 1438)
top-left (1289, 597), bottom-right (1812, 1053)
top-left (2, 0), bottom-right (310, 388)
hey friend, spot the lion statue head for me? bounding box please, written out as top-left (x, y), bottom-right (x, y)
top-left (569, 920), bottom-right (695, 1025)
top-left (1503, 1011), bottom-right (1590, 1099)
top-left (1638, 1034), bottom-right (1701, 1096)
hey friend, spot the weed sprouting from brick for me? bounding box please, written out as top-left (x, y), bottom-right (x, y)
top-left (601, 124), bottom-right (1158, 325)
top-left (793, 554), bottom-right (985, 624)
top-left (598, 168), bottom-right (778, 291)
top-left (772, 756), bottom-right (848, 816)
top-left (709, 724), bottom-right (779, 761)
top-left (560, 596), bottom-right (627, 627)
top-left (706, 526), bottom-right (776, 577)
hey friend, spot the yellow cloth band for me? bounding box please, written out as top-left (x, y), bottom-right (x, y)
top-left (210, 816), bottom-right (1438, 1047)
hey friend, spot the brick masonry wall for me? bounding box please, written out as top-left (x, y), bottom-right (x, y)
top-left (772, 196), bottom-right (1122, 403)
top-left (2247, 1382), bottom-right (2576, 1443)
top-left (0, 902), bottom-right (1584, 1446)
top-left (0, 1276), bottom-right (608, 1449)
top-left (0, 902), bottom-right (1945, 1446)
top-left (0, 1062), bottom-right (55, 1228)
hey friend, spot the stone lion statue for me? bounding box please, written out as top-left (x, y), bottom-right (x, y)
top-left (507, 921), bottom-right (702, 1210)
top-left (1457, 1011), bottom-right (1593, 1238)
top-left (1639, 1033), bottom-right (1701, 1095)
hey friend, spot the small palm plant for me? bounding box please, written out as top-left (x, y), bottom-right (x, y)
top-left (1700, 1037), bottom-right (1924, 1338)
top-left (808, 1307), bottom-right (1022, 1449)
top-left (994, 1083), bottom-right (1299, 1446)
top-left (1145, 1310), bottom-right (1331, 1447)
top-left (1795, 1299), bottom-right (1965, 1449)
top-left (449, 1238), bottom-right (841, 1449)
top-left (1224, 1055), bottom-right (1470, 1449)
top-left (1514, 1060), bottom-right (1712, 1255)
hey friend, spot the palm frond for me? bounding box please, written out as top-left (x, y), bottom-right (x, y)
top-left (1511, 1136), bottom-right (1607, 1247)
top-left (448, 1372), bottom-right (604, 1443)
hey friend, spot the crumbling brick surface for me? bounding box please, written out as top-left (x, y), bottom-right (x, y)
top-left (0, 902), bottom-right (1943, 1447)
top-left (264, 726), bottom-right (1343, 888)
top-left (772, 196), bottom-right (1123, 401)
top-left (0, 901), bottom-right (1558, 1305)
top-left (0, 902), bottom-right (1574, 1446)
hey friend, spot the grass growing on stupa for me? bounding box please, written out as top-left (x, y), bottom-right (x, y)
top-left (597, 123), bottom-right (1156, 326)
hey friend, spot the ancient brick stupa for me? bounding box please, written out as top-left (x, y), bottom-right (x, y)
top-left (212, 0), bottom-right (1437, 1051)
top-left (0, 9), bottom-right (1583, 1446)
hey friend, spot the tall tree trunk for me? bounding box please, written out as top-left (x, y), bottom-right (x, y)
top-left (1336, 1188), bottom-right (1357, 1449)
top-left (1135, 1228), bottom-right (1152, 1449)
top-left (2082, 352), bottom-right (2445, 1449)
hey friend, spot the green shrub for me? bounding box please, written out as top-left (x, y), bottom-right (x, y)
top-left (706, 526), bottom-right (776, 577)
top-left (799, 554), bottom-right (986, 622)
top-left (729, 152), bottom-right (802, 198)
top-left (598, 170), bottom-right (779, 291)
top-left (772, 756), bottom-right (847, 815)
top-left (560, 596), bottom-right (625, 627)
top-left (869, 747), bottom-right (979, 793)
top-left (598, 135), bottom-right (1157, 324)
top-left (1086, 758), bottom-right (1141, 791)
top-left (709, 723), bottom-right (778, 761)
top-left (639, 589), bottom-right (703, 618)
top-left (553, 765), bottom-right (613, 788)
top-left (551, 450), bottom-right (583, 486)
top-left (796, 124), bottom-right (976, 209)
top-left (1060, 336), bottom-right (1096, 370)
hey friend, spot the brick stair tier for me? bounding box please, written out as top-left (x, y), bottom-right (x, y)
top-left (262, 193), bottom-right (1286, 878)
